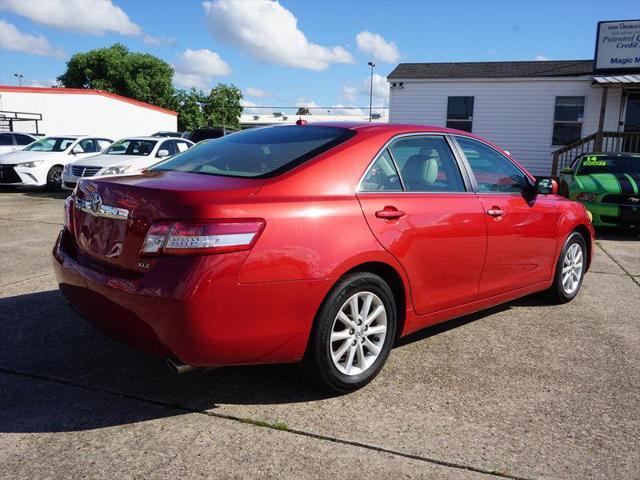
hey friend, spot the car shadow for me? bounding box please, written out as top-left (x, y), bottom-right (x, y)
top-left (0, 187), bottom-right (69, 200)
top-left (594, 226), bottom-right (639, 241)
top-left (0, 288), bottom-right (545, 433)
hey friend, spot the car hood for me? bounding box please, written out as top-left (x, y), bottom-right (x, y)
top-left (575, 173), bottom-right (640, 194)
top-left (0, 150), bottom-right (63, 164)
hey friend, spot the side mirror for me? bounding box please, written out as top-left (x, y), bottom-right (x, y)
top-left (536, 177), bottom-right (558, 195)
top-left (560, 167), bottom-right (574, 175)
top-left (157, 149), bottom-right (170, 158)
top-left (71, 145), bottom-right (83, 155)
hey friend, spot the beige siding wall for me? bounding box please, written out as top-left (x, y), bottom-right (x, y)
top-left (388, 78), bottom-right (622, 175)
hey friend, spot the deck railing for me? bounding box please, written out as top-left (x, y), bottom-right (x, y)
top-left (551, 131), bottom-right (640, 176)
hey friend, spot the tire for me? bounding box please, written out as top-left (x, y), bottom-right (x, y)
top-left (547, 232), bottom-right (587, 303)
top-left (301, 271), bottom-right (397, 393)
top-left (46, 165), bottom-right (63, 191)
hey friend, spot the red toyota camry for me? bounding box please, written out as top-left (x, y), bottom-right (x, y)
top-left (53, 123), bottom-right (594, 392)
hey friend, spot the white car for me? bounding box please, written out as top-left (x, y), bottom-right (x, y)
top-left (0, 132), bottom-right (37, 155)
top-left (62, 136), bottom-right (194, 190)
top-left (0, 136), bottom-right (112, 190)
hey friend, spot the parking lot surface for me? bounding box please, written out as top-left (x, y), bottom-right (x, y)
top-left (1, 189), bottom-right (639, 480)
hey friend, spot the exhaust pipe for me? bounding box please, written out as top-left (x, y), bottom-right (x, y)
top-left (166, 358), bottom-right (197, 374)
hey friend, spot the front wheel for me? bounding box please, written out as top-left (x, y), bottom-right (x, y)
top-left (46, 165), bottom-right (63, 191)
top-left (301, 272), bottom-right (397, 393)
top-left (548, 232), bottom-right (587, 303)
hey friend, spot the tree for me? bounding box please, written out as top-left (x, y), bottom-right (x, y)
top-left (296, 107), bottom-right (310, 115)
top-left (202, 83), bottom-right (243, 129)
top-left (57, 43), bottom-right (175, 109)
top-left (173, 88), bottom-right (206, 131)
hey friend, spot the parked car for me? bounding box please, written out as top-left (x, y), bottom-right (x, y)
top-left (53, 124), bottom-right (594, 392)
top-left (183, 126), bottom-right (238, 143)
top-left (0, 136), bottom-right (112, 190)
top-left (62, 136), bottom-right (194, 190)
top-left (559, 152), bottom-right (640, 228)
top-left (151, 131), bottom-right (184, 138)
top-left (0, 132), bottom-right (37, 155)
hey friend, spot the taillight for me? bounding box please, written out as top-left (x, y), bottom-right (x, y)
top-left (141, 219), bottom-right (265, 256)
top-left (64, 196), bottom-right (74, 231)
top-left (576, 192), bottom-right (597, 202)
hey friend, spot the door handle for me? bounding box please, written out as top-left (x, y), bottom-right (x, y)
top-left (487, 207), bottom-right (504, 217)
top-left (375, 207), bottom-right (406, 220)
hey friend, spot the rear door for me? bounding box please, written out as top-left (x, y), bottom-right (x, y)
top-left (453, 136), bottom-right (559, 297)
top-left (357, 134), bottom-right (487, 315)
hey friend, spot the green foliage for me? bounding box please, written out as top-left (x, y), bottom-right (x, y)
top-left (202, 83), bottom-right (243, 129)
top-left (57, 43), bottom-right (175, 109)
top-left (296, 107), bottom-right (310, 115)
top-left (57, 44), bottom-right (245, 131)
top-left (173, 88), bottom-right (206, 131)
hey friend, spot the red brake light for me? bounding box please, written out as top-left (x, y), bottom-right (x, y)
top-left (141, 219), bottom-right (265, 256)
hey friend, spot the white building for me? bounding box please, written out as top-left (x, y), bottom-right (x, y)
top-left (240, 110), bottom-right (388, 128)
top-left (388, 60), bottom-right (640, 176)
top-left (0, 86), bottom-right (177, 140)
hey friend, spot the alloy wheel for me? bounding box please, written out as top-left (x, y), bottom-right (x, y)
top-left (561, 243), bottom-right (584, 295)
top-left (330, 291), bottom-right (387, 376)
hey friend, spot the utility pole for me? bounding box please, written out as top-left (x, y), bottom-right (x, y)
top-left (14, 73), bottom-right (24, 86)
top-left (367, 62), bottom-right (376, 122)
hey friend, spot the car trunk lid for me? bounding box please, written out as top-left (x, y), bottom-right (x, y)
top-left (72, 170), bottom-right (264, 271)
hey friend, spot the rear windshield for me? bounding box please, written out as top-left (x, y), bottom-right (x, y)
top-left (106, 139), bottom-right (158, 156)
top-left (150, 126), bottom-right (355, 178)
top-left (24, 137), bottom-right (75, 152)
top-left (577, 154), bottom-right (640, 175)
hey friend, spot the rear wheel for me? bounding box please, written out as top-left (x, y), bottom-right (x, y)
top-left (548, 232), bottom-right (587, 303)
top-left (46, 165), bottom-right (63, 191)
top-left (301, 272), bottom-right (397, 393)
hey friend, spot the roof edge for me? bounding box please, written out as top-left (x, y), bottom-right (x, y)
top-left (0, 85), bottom-right (178, 116)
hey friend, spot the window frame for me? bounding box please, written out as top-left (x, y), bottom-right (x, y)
top-left (357, 132), bottom-right (474, 194)
top-left (450, 134), bottom-right (534, 195)
top-left (446, 96), bottom-right (474, 133)
top-left (551, 96), bottom-right (586, 147)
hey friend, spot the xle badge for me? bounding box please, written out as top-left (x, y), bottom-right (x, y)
top-left (137, 262), bottom-right (151, 269)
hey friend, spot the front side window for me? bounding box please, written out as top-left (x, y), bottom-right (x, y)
top-left (553, 96), bottom-right (584, 146)
top-left (77, 139), bottom-right (98, 153)
top-left (106, 139), bottom-right (158, 156)
top-left (456, 137), bottom-right (528, 193)
top-left (152, 126), bottom-right (355, 178)
top-left (24, 137), bottom-right (75, 152)
top-left (360, 150), bottom-right (402, 192)
top-left (159, 140), bottom-right (177, 156)
top-left (446, 96), bottom-right (474, 132)
top-left (389, 136), bottom-right (466, 192)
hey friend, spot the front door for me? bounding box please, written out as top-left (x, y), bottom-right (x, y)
top-left (357, 134), bottom-right (487, 315)
top-left (454, 136), bottom-right (559, 298)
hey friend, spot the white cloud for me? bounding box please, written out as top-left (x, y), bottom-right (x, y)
top-left (534, 54), bottom-right (549, 61)
top-left (340, 73), bottom-right (390, 105)
top-left (0, 0), bottom-right (171, 45)
top-left (0, 20), bottom-right (65, 58)
top-left (173, 48), bottom-right (231, 90)
top-left (245, 86), bottom-right (268, 98)
top-left (202, 0), bottom-right (354, 71)
top-left (240, 99), bottom-right (264, 115)
top-left (355, 31), bottom-right (400, 63)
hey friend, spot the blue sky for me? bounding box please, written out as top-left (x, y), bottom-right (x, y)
top-left (1, 0), bottom-right (638, 114)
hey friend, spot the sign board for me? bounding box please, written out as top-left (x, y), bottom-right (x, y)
top-left (594, 19), bottom-right (640, 73)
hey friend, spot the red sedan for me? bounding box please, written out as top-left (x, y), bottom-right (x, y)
top-left (53, 123), bottom-right (594, 392)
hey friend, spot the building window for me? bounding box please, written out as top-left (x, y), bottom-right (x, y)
top-left (553, 96), bottom-right (585, 146)
top-left (446, 96), bottom-right (474, 132)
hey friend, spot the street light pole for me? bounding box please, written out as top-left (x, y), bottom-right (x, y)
top-left (14, 73), bottom-right (23, 86)
top-left (367, 61), bottom-right (376, 122)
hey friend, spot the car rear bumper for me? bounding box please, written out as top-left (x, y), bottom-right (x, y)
top-left (52, 227), bottom-right (331, 366)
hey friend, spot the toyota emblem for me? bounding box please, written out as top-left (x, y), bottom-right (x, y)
top-left (90, 193), bottom-right (103, 213)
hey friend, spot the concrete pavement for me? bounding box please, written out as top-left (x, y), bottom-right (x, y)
top-left (1, 189), bottom-right (638, 479)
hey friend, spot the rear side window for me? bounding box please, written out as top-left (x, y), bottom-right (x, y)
top-left (15, 134), bottom-right (34, 145)
top-left (0, 134), bottom-right (12, 146)
top-left (151, 126), bottom-right (355, 178)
